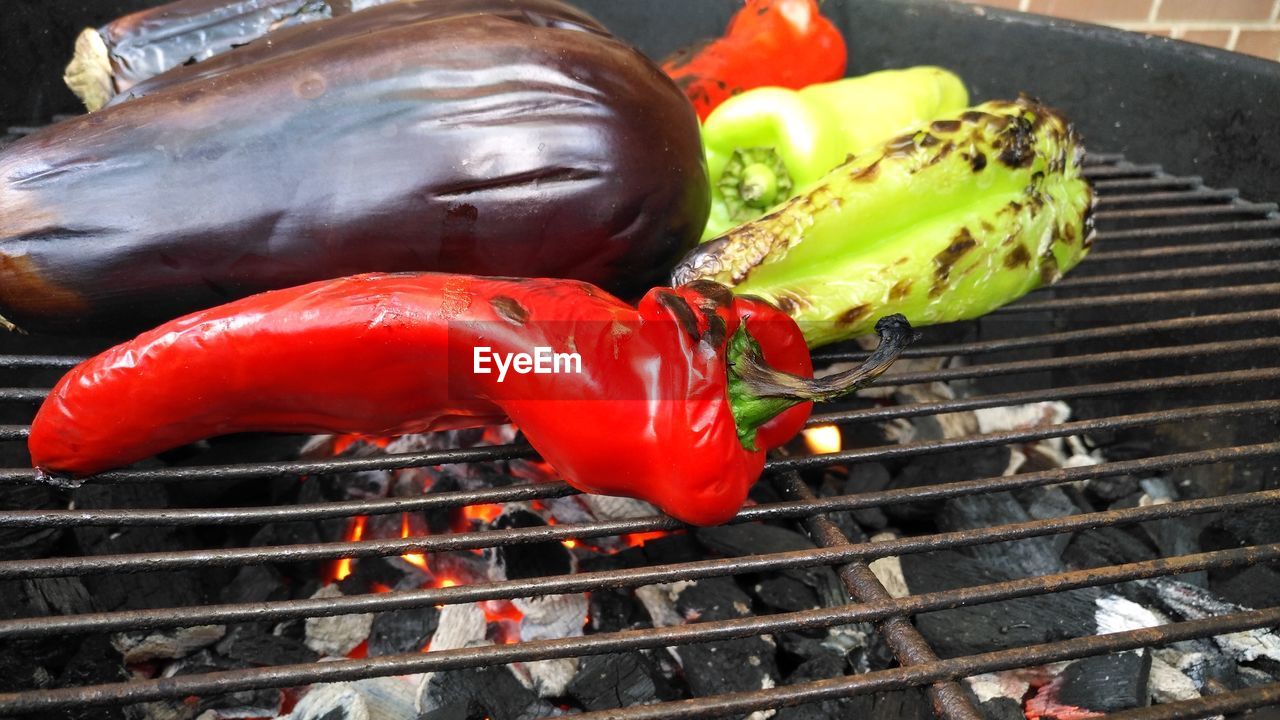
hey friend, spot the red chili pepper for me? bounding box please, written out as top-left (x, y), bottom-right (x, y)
top-left (28, 273), bottom-right (911, 525)
top-left (661, 0), bottom-right (847, 121)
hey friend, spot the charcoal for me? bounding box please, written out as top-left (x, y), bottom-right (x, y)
top-left (676, 636), bottom-right (779, 698)
top-left (566, 652), bottom-right (660, 711)
top-left (367, 605), bottom-right (439, 656)
top-left (870, 688), bottom-right (934, 720)
top-left (196, 686), bottom-right (283, 719)
top-left (347, 555), bottom-right (430, 592)
top-left (124, 699), bottom-right (196, 720)
top-left (1056, 651), bottom-right (1152, 712)
top-left (1087, 474), bottom-right (1141, 503)
top-left (50, 635), bottom-right (129, 720)
top-left (490, 510), bottom-right (573, 580)
top-left (1218, 505), bottom-right (1280, 546)
top-left (215, 624), bottom-right (318, 665)
top-left (842, 462), bottom-right (893, 531)
top-left (1138, 478), bottom-right (1207, 586)
top-left (70, 486), bottom-right (204, 613)
top-left (886, 447), bottom-right (1011, 521)
top-left (511, 594), bottom-right (588, 696)
top-left (1215, 564), bottom-right (1280, 610)
top-left (695, 525), bottom-right (844, 607)
top-left (939, 491), bottom-right (1071, 578)
top-left (773, 651), bottom-right (869, 720)
top-left (754, 575), bottom-right (820, 612)
top-left (902, 549), bottom-right (1097, 657)
top-left (675, 577), bottom-right (754, 622)
top-left (1143, 578), bottom-right (1280, 663)
top-left (0, 484), bottom-right (62, 559)
top-left (219, 565), bottom-right (288, 605)
top-left (979, 698), bottom-right (1024, 720)
top-left (426, 603), bottom-right (488, 653)
top-left (1062, 526), bottom-right (1157, 570)
top-left (640, 533), bottom-right (701, 565)
top-left (588, 587), bottom-right (647, 633)
top-left (304, 585), bottom-right (373, 658)
top-left (418, 665), bottom-right (559, 720)
top-left (1016, 486), bottom-right (1082, 560)
top-left (112, 625), bottom-right (226, 663)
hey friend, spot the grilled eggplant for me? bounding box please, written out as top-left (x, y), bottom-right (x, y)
top-left (2, 12), bottom-right (708, 334)
top-left (65, 0), bottom-right (342, 112)
top-left (82, 0), bottom-right (611, 109)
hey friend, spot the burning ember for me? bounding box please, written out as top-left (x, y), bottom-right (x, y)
top-left (803, 424), bottom-right (842, 454)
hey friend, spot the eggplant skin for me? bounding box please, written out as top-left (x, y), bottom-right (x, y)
top-left (101, 0), bottom-right (612, 107)
top-left (0, 13), bottom-right (709, 334)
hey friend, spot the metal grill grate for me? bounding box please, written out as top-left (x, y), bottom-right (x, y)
top-left (0, 150), bottom-right (1277, 719)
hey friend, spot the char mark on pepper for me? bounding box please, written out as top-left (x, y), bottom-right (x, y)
top-left (837, 304), bottom-right (872, 327)
top-left (1004, 244), bottom-right (1033, 269)
top-left (489, 296), bottom-right (529, 325)
top-left (654, 291), bottom-right (702, 340)
top-left (934, 228), bottom-right (978, 281)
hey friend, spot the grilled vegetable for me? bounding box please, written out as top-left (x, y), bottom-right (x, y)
top-left (1, 12), bottom-right (707, 335)
top-left (100, 0), bottom-right (611, 107)
top-left (65, 0), bottom-right (343, 111)
top-left (29, 272), bottom-right (913, 526)
top-left (661, 0), bottom-right (847, 122)
top-left (673, 97), bottom-right (1095, 348)
top-left (702, 66), bottom-right (969, 239)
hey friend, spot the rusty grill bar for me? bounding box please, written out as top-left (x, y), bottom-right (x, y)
top-left (0, 152), bottom-right (1277, 719)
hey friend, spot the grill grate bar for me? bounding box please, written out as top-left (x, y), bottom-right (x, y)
top-left (1094, 188), bottom-right (1239, 206)
top-left (812, 308), bottom-right (1280, 361)
top-left (3, 598), bottom-right (1275, 714)
top-left (1080, 163), bottom-right (1164, 178)
top-left (1041, 259), bottom-right (1280, 289)
top-left (1, 480), bottom-right (1274, 581)
top-left (1103, 683), bottom-right (1280, 720)
top-left (1090, 176), bottom-right (1200, 191)
top-left (1089, 218), bottom-right (1280, 240)
top-left (807, 366), bottom-right (1280, 427)
top-left (776, 472), bottom-right (983, 720)
top-left (567, 608), bottom-right (1280, 720)
top-left (1092, 202), bottom-right (1277, 220)
top-left (2, 441), bottom-right (1273, 533)
top-left (1087, 237), bottom-right (1280, 261)
top-left (990, 281), bottom-right (1280, 313)
top-left (1, 535), bottom-right (1273, 644)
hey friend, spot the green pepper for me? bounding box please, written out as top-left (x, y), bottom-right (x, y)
top-left (701, 66), bottom-right (969, 240)
top-left (674, 96), bottom-right (1095, 348)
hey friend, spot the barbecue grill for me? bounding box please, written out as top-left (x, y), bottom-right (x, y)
top-left (2, 1), bottom-right (1279, 719)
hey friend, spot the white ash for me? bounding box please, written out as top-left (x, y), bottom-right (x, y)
top-left (636, 581), bottom-right (694, 629)
top-left (974, 401), bottom-right (1070, 434)
top-left (510, 593), bottom-right (589, 697)
top-left (966, 672), bottom-right (1031, 703)
top-left (880, 418), bottom-right (918, 445)
top-left (1147, 579), bottom-right (1280, 663)
top-left (1149, 655), bottom-right (1203, 704)
top-left (541, 496), bottom-right (598, 526)
top-left (128, 700), bottom-right (195, 720)
top-left (304, 585), bottom-right (374, 658)
top-left (867, 532), bottom-right (909, 599)
top-left (426, 602), bottom-right (488, 652)
top-left (112, 625), bottom-right (226, 663)
top-left (1096, 594), bottom-right (1170, 634)
top-left (820, 625), bottom-right (868, 655)
top-left (289, 683), bottom-right (369, 720)
top-left (1002, 447), bottom-right (1028, 476)
top-left (581, 494), bottom-right (660, 521)
top-left (415, 603), bottom-right (492, 717)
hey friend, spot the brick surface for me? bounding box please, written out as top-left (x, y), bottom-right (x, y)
top-left (1025, 0), bottom-right (1154, 22)
top-left (1235, 29), bottom-right (1280, 58)
top-left (1178, 28), bottom-right (1234, 46)
top-left (1157, 0), bottom-right (1273, 21)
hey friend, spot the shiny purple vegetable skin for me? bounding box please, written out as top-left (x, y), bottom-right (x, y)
top-left (0, 12), bottom-right (709, 334)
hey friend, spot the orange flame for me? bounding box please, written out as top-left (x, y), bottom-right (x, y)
top-left (461, 503), bottom-right (504, 525)
top-left (400, 513), bottom-right (429, 570)
top-left (332, 515), bottom-right (368, 582)
top-left (623, 530), bottom-right (668, 548)
top-left (803, 425), bottom-right (842, 454)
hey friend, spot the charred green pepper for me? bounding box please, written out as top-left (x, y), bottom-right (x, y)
top-left (673, 96), bottom-right (1095, 348)
top-left (701, 66), bottom-right (969, 239)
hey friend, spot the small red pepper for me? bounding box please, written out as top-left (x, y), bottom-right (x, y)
top-left (661, 0), bottom-right (848, 121)
top-left (28, 273), bottom-right (911, 525)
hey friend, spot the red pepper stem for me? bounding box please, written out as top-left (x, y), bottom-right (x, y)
top-left (727, 314), bottom-right (918, 449)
